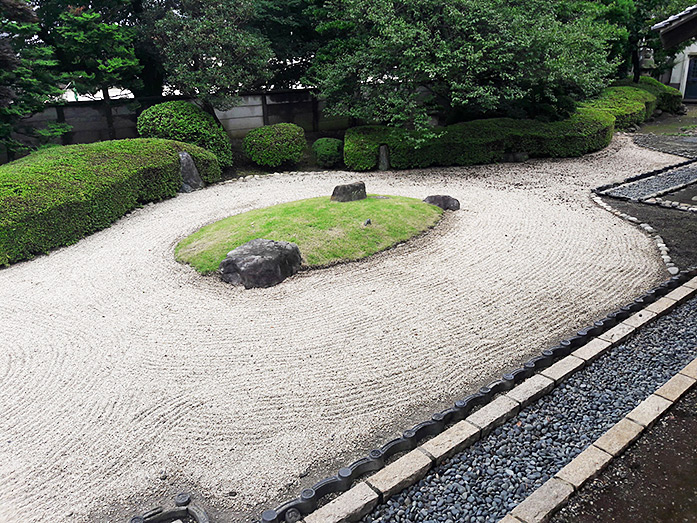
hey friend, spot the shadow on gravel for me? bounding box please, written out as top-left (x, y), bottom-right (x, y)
top-left (552, 386), bottom-right (697, 523)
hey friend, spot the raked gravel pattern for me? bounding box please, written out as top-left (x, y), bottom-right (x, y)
top-left (0, 136), bottom-right (680, 522)
top-left (603, 163), bottom-right (697, 200)
top-left (363, 295), bottom-right (697, 523)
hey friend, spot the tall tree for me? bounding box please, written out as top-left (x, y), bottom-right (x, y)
top-left (599, 0), bottom-right (695, 81)
top-left (54, 6), bottom-right (142, 100)
top-left (150, 0), bottom-right (273, 115)
top-left (308, 0), bottom-right (620, 128)
top-left (0, 0), bottom-right (66, 159)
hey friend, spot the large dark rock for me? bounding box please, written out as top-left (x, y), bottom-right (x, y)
top-left (179, 151), bottom-right (205, 193)
top-left (331, 181), bottom-right (367, 202)
top-left (423, 195), bottom-right (460, 211)
top-left (219, 238), bottom-right (302, 289)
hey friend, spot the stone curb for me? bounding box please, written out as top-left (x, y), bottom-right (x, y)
top-left (590, 193), bottom-right (679, 274)
top-left (497, 353), bottom-right (697, 523)
top-left (274, 276), bottom-right (697, 523)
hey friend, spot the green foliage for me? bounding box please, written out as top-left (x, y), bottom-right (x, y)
top-left (151, 0), bottom-right (272, 110)
top-left (344, 109), bottom-right (615, 171)
top-left (243, 123), bottom-right (306, 167)
top-left (54, 6), bottom-right (142, 98)
top-left (251, 0), bottom-right (328, 89)
top-left (0, 138), bottom-right (220, 265)
top-left (176, 195), bottom-right (443, 273)
top-left (312, 137), bottom-right (343, 168)
top-left (613, 77), bottom-right (683, 113)
top-left (137, 101), bottom-right (234, 167)
top-left (0, 0), bottom-right (67, 158)
top-left (308, 0), bottom-right (620, 128)
top-left (581, 86), bottom-right (656, 128)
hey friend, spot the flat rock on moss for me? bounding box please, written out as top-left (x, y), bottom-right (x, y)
top-left (423, 195), bottom-right (460, 211)
top-left (219, 239), bottom-right (302, 289)
top-left (331, 181), bottom-right (367, 202)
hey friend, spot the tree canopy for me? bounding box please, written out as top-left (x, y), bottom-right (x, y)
top-left (307, 0), bottom-right (622, 128)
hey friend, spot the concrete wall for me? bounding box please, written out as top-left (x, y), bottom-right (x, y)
top-left (2, 90), bottom-right (351, 163)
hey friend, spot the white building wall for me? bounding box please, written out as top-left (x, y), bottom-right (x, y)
top-left (669, 42), bottom-right (697, 97)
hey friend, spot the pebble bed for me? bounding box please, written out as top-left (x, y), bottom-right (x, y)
top-left (603, 164), bottom-right (697, 200)
top-left (363, 296), bottom-right (697, 523)
top-left (632, 134), bottom-right (697, 159)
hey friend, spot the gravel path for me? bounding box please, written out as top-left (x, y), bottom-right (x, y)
top-left (363, 295), bottom-right (697, 523)
top-left (602, 163), bottom-right (697, 200)
top-left (0, 136), bottom-right (679, 522)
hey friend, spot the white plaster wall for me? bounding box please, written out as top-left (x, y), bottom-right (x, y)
top-left (669, 42), bottom-right (697, 95)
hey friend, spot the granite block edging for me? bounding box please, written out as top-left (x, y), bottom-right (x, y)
top-left (496, 353), bottom-right (697, 523)
top-left (259, 270), bottom-right (697, 523)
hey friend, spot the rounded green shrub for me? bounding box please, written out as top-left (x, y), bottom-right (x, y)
top-left (137, 101), bottom-right (234, 167)
top-left (243, 123), bottom-right (306, 168)
top-left (580, 87), bottom-right (656, 129)
top-left (312, 138), bottom-right (344, 168)
top-left (614, 77), bottom-right (683, 113)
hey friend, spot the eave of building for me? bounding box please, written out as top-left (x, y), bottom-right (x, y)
top-left (653, 5), bottom-right (697, 49)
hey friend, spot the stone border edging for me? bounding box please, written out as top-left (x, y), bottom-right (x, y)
top-left (259, 271), bottom-right (697, 523)
top-left (592, 158), bottom-right (696, 196)
top-left (589, 193), bottom-right (679, 274)
top-left (502, 342), bottom-right (697, 522)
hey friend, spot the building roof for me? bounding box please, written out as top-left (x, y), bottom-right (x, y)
top-left (652, 4), bottom-right (697, 48)
top-left (653, 5), bottom-right (697, 31)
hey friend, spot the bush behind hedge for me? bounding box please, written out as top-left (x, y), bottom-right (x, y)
top-left (243, 123), bottom-right (307, 167)
top-left (580, 86), bottom-right (656, 129)
top-left (137, 101), bottom-right (234, 167)
top-left (613, 77), bottom-right (683, 113)
top-left (312, 138), bottom-right (344, 168)
top-left (344, 108), bottom-right (614, 171)
top-left (0, 138), bottom-right (220, 266)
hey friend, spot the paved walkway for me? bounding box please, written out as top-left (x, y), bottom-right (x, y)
top-left (0, 136), bottom-right (679, 522)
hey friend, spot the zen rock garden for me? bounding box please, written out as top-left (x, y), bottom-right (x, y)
top-left (218, 182), bottom-right (460, 288)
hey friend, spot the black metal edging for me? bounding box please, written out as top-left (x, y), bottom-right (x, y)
top-left (592, 158), bottom-right (697, 199)
top-left (259, 268), bottom-right (697, 523)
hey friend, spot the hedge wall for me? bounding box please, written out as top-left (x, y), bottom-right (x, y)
top-left (580, 86), bottom-right (657, 129)
top-left (613, 77), bottom-right (683, 113)
top-left (344, 107), bottom-right (615, 171)
top-left (0, 138), bottom-right (221, 266)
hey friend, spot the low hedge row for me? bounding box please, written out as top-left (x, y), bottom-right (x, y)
top-left (613, 77), bottom-right (683, 113)
top-left (0, 138), bottom-right (221, 265)
top-left (344, 107), bottom-right (615, 171)
top-left (243, 123), bottom-right (306, 167)
top-left (580, 86), bottom-right (657, 129)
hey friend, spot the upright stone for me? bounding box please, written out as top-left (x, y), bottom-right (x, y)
top-left (331, 181), bottom-right (367, 202)
top-left (219, 239), bottom-right (302, 289)
top-left (179, 151), bottom-right (205, 193)
top-left (378, 145), bottom-right (391, 170)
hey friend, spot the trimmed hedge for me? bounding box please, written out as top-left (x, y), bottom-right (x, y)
top-left (0, 138), bottom-right (221, 266)
top-left (344, 108), bottom-right (614, 171)
top-left (580, 86), bottom-right (657, 129)
top-left (614, 77), bottom-right (683, 113)
top-left (243, 123), bottom-right (307, 168)
top-left (312, 138), bottom-right (344, 168)
top-left (137, 101), bottom-right (234, 167)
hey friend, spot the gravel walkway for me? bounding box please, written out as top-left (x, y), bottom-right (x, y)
top-left (0, 136), bottom-right (680, 522)
top-left (363, 295), bottom-right (697, 523)
top-left (633, 133), bottom-right (697, 159)
top-left (602, 163), bottom-right (697, 200)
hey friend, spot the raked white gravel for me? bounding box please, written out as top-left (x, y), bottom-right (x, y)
top-left (0, 135), bottom-right (682, 522)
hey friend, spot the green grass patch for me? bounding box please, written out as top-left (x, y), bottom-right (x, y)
top-left (176, 195), bottom-right (444, 273)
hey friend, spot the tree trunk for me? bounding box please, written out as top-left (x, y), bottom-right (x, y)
top-left (632, 47), bottom-right (641, 83)
top-left (102, 86), bottom-right (117, 140)
top-left (200, 99), bottom-right (223, 127)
